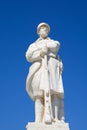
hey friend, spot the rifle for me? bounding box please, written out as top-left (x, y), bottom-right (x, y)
top-left (42, 55), bottom-right (52, 124)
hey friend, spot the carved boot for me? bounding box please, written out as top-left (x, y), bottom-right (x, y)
top-left (52, 95), bottom-right (60, 123)
top-left (35, 97), bottom-right (44, 123)
top-left (58, 98), bottom-right (65, 123)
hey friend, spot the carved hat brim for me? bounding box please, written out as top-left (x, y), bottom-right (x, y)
top-left (37, 22), bottom-right (50, 34)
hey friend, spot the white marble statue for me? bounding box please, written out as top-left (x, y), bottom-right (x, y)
top-left (26, 23), bottom-right (65, 124)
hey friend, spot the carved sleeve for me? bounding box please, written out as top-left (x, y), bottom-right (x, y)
top-left (26, 44), bottom-right (41, 62)
top-left (47, 40), bottom-right (60, 53)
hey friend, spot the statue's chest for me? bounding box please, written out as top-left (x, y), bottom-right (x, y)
top-left (36, 40), bottom-right (50, 48)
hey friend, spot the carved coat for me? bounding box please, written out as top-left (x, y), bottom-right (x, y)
top-left (26, 38), bottom-right (64, 101)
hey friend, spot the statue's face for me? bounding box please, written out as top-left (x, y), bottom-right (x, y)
top-left (39, 26), bottom-right (49, 39)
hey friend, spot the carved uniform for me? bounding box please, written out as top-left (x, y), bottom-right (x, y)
top-left (26, 38), bottom-right (64, 101)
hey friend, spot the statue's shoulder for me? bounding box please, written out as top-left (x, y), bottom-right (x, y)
top-left (29, 39), bottom-right (38, 49)
top-left (48, 38), bottom-right (60, 46)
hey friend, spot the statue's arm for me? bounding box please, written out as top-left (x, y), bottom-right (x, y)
top-left (26, 44), bottom-right (42, 62)
top-left (47, 40), bottom-right (60, 52)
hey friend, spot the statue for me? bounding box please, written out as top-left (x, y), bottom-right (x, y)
top-left (26, 23), bottom-right (65, 124)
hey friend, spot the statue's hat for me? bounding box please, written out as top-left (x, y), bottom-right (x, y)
top-left (37, 22), bottom-right (50, 34)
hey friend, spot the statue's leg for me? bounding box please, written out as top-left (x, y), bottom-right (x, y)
top-left (58, 98), bottom-right (65, 122)
top-left (35, 97), bottom-right (44, 123)
top-left (51, 94), bottom-right (60, 122)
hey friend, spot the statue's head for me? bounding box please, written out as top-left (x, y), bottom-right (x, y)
top-left (37, 22), bottom-right (50, 39)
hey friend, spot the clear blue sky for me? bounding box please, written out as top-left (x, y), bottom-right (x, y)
top-left (0, 0), bottom-right (87, 130)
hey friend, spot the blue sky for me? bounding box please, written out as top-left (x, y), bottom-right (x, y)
top-left (0, 0), bottom-right (87, 130)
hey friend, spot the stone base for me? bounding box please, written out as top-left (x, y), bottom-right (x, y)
top-left (26, 122), bottom-right (70, 130)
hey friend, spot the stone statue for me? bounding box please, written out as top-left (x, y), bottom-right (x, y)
top-left (26, 23), bottom-right (65, 124)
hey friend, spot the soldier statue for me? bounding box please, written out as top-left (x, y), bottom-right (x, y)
top-left (26, 23), bottom-right (64, 124)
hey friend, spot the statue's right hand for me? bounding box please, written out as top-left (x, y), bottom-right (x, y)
top-left (40, 46), bottom-right (48, 58)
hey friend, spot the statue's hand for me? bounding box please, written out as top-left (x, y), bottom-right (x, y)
top-left (40, 46), bottom-right (48, 58)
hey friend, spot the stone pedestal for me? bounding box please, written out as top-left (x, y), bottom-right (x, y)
top-left (26, 122), bottom-right (70, 130)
